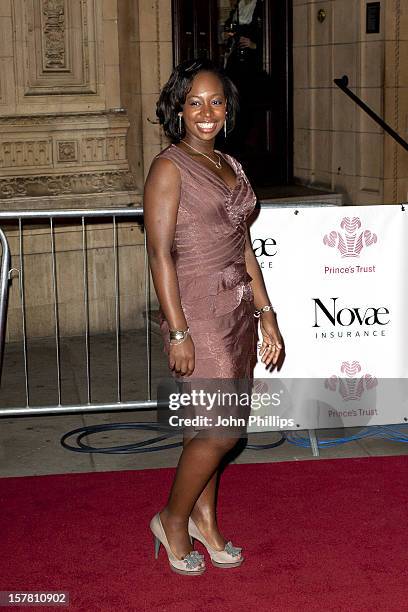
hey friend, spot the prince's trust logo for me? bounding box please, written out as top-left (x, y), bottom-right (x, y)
top-left (323, 217), bottom-right (377, 258)
top-left (325, 360), bottom-right (377, 402)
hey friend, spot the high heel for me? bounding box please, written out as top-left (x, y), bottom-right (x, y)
top-left (150, 513), bottom-right (206, 576)
top-left (188, 517), bottom-right (244, 568)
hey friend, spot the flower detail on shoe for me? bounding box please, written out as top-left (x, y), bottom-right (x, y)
top-left (183, 550), bottom-right (205, 569)
top-left (224, 541), bottom-right (242, 558)
top-left (187, 517), bottom-right (244, 568)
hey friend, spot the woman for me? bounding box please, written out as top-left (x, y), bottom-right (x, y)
top-left (144, 58), bottom-right (283, 576)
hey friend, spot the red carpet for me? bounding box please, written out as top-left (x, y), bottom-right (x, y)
top-left (1, 456), bottom-right (407, 612)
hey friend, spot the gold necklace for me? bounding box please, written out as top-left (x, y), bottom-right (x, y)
top-left (181, 140), bottom-right (222, 169)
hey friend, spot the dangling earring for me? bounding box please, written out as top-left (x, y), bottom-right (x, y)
top-left (178, 113), bottom-right (183, 136)
top-left (224, 114), bottom-right (228, 138)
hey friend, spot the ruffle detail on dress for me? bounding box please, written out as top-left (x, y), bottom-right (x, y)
top-left (181, 281), bottom-right (253, 321)
top-left (178, 261), bottom-right (252, 301)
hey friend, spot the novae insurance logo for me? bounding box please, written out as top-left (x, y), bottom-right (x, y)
top-left (313, 297), bottom-right (390, 340)
top-left (252, 237), bottom-right (278, 269)
top-left (323, 217), bottom-right (377, 258)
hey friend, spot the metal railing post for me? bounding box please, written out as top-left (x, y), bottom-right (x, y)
top-left (0, 228), bottom-right (11, 383)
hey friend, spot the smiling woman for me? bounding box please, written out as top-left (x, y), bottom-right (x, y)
top-left (180, 78), bottom-right (227, 140)
top-left (156, 59), bottom-right (239, 142)
top-left (143, 58), bottom-right (283, 577)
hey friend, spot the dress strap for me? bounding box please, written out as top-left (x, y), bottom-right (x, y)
top-left (155, 144), bottom-right (188, 175)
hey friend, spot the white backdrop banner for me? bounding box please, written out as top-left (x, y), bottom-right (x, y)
top-left (249, 205), bottom-right (408, 431)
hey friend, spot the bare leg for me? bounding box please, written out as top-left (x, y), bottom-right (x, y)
top-left (190, 472), bottom-right (231, 550)
top-left (160, 432), bottom-right (240, 560)
top-left (184, 436), bottom-right (228, 551)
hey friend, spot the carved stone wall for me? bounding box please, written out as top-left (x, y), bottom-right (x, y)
top-left (0, 0), bottom-right (139, 209)
top-left (0, 0), bottom-right (175, 204)
top-left (22, 0), bottom-right (98, 96)
top-left (0, 111), bottom-right (136, 204)
top-left (12, 0), bottom-right (107, 113)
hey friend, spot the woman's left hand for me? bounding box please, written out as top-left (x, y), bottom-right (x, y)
top-left (259, 313), bottom-right (284, 367)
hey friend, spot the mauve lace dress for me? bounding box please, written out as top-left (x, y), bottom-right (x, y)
top-left (156, 143), bottom-right (258, 381)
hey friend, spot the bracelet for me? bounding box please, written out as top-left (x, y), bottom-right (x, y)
top-left (169, 327), bottom-right (190, 344)
top-left (254, 305), bottom-right (274, 319)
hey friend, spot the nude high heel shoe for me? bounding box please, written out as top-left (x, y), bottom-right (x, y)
top-left (188, 517), bottom-right (244, 568)
top-left (150, 513), bottom-right (206, 576)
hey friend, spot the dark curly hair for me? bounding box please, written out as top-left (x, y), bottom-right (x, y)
top-left (156, 58), bottom-right (239, 142)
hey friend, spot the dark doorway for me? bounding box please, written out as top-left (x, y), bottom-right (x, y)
top-left (172, 0), bottom-right (293, 187)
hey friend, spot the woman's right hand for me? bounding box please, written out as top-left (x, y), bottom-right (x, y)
top-left (168, 336), bottom-right (195, 377)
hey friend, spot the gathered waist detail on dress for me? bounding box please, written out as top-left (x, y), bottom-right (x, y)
top-left (178, 261), bottom-right (252, 301)
top-left (176, 261), bottom-right (254, 321)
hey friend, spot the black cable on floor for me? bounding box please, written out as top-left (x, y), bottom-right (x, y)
top-left (246, 433), bottom-right (286, 450)
top-left (60, 422), bottom-right (286, 454)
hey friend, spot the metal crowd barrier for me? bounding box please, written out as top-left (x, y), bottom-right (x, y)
top-left (0, 205), bottom-right (328, 456)
top-left (0, 208), bottom-right (157, 417)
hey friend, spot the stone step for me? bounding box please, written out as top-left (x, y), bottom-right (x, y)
top-left (257, 185), bottom-right (343, 207)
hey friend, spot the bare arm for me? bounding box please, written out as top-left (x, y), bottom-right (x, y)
top-left (244, 225), bottom-right (283, 366)
top-left (143, 156), bottom-right (194, 376)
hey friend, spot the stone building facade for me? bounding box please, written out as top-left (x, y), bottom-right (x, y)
top-left (293, 0), bottom-right (408, 205)
top-left (0, 0), bottom-right (173, 204)
top-left (1, 0), bottom-right (173, 341)
top-left (2, 1), bottom-right (406, 209)
top-left (1, 0), bottom-right (407, 341)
